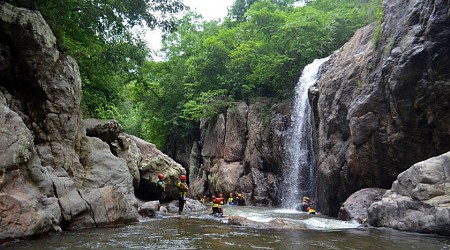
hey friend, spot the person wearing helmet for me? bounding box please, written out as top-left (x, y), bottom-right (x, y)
top-left (219, 193), bottom-right (224, 205)
top-left (210, 197), bottom-right (223, 217)
top-left (227, 192), bottom-right (235, 205)
top-left (177, 175), bottom-right (189, 215)
top-left (156, 174), bottom-right (166, 206)
top-left (301, 196), bottom-right (314, 212)
top-left (235, 193), bottom-right (246, 206)
top-left (200, 195), bottom-right (207, 204)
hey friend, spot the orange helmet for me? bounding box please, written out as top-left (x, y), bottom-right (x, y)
top-left (238, 193), bottom-right (242, 197)
top-left (180, 175), bottom-right (187, 180)
top-left (157, 174), bottom-right (164, 180)
top-left (212, 195), bottom-right (216, 199)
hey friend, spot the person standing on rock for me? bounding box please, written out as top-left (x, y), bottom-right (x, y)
top-left (156, 174), bottom-right (166, 206)
top-left (177, 175), bottom-right (189, 215)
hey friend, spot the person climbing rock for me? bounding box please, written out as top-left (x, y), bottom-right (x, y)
top-left (156, 174), bottom-right (166, 207)
top-left (210, 197), bottom-right (224, 217)
top-left (177, 175), bottom-right (189, 215)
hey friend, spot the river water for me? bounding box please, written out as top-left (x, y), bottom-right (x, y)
top-left (3, 206), bottom-right (449, 249)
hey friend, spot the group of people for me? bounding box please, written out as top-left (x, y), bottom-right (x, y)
top-left (155, 173), bottom-right (189, 215)
top-left (156, 173), bottom-right (316, 216)
top-left (202, 192), bottom-right (246, 217)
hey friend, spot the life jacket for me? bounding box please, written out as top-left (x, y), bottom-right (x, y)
top-left (156, 180), bottom-right (164, 191)
top-left (177, 181), bottom-right (188, 198)
top-left (227, 197), bottom-right (234, 204)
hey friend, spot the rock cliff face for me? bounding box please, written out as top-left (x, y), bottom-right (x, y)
top-left (168, 99), bottom-right (290, 205)
top-left (314, 0), bottom-right (450, 216)
top-left (0, 2), bottom-right (183, 242)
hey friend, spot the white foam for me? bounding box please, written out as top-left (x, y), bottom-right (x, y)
top-left (303, 217), bottom-right (360, 230)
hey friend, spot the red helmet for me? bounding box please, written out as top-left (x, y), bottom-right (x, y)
top-left (157, 174), bottom-right (164, 180)
top-left (219, 193), bottom-right (223, 197)
top-left (215, 198), bottom-right (222, 203)
top-left (180, 175), bottom-right (187, 180)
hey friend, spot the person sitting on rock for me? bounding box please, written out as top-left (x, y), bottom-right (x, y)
top-left (235, 193), bottom-right (246, 206)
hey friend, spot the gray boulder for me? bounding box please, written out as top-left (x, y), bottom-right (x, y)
top-left (138, 201), bottom-right (161, 217)
top-left (228, 216), bottom-right (307, 230)
top-left (0, 2), bottom-right (140, 242)
top-left (163, 198), bottom-right (207, 213)
top-left (368, 151), bottom-right (450, 236)
top-left (338, 188), bottom-right (387, 224)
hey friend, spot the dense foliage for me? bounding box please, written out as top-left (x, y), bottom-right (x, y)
top-left (132, 0), bottom-right (382, 147)
top-left (5, 0), bottom-right (382, 148)
top-left (4, 0), bottom-right (186, 119)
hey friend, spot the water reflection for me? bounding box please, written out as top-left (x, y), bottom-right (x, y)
top-left (3, 206), bottom-right (449, 250)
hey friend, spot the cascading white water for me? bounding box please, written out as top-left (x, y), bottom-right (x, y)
top-left (280, 57), bottom-right (329, 209)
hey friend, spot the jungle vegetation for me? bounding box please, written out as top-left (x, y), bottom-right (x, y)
top-left (5, 0), bottom-right (382, 148)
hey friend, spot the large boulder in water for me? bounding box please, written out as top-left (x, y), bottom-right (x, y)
top-left (163, 198), bottom-right (207, 213)
top-left (338, 188), bottom-right (387, 224)
top-left (227, 216), bottom-right (307, 230)
top-left (368, 151), bottom-right (450, 236)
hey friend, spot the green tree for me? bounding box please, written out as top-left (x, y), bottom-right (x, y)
top-left (5, 0), bottom-right (186, 119)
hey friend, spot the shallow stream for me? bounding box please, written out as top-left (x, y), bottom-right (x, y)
top-left (3, 206), bottom-right (449, 249)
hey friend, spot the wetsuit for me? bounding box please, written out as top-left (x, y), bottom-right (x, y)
top-left (177, 181), bottom-right (188, 214)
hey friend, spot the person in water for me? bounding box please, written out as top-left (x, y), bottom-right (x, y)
top-left (227, 192), bottom-right (234, 205)
top-left (156, 174), bottom-right (166, 206)
top-left (210, 197), bottom-right (224, 217)
top-left (235, 193), bottom-right (246, 206)
top-left (177, 175), bottom-right (189, 215)
top-left (307, 206), bottom-right (316, 215)
top-left (200, 195), bottom-right (206, 204)
top-left (301, 196), bottom-right (314, 212)
top-left (219, 193), bottom-right (224, 205)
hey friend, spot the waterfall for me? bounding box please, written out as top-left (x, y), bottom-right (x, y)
top-left (280, 57), bottom-right (329, 209)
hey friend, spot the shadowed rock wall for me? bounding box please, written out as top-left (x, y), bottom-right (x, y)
top-left (314, 0), bottom-right (450, 216)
